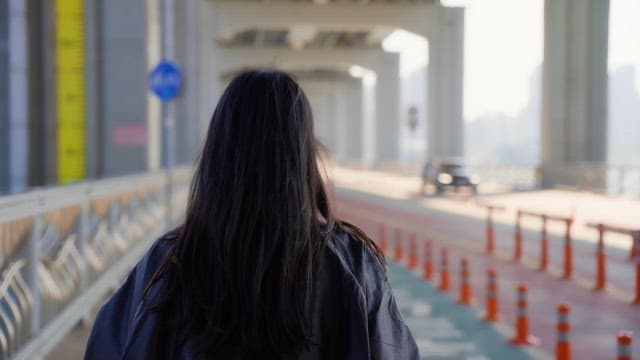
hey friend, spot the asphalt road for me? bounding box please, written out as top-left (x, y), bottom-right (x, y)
top-left (336, 187), bottom-right (640, 360)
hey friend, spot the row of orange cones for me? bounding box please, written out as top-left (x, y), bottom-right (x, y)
top-left (379, 231), bottom-right (634, 360)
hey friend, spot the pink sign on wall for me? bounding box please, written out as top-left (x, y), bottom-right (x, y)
top-left (113, 123), bottom-right (147, 147)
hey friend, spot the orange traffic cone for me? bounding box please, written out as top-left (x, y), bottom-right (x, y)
top-left (540, 215), bottom-right (549, 271)
top-left (594, 224), bottom-right (606, 291)
top-left (634, 235), bottom-right (640, 305)
top-left (394, 228), bottom-right (403, 262)
top-left (438, 247), bottom-right (450, 292)
top-left (486, 207), bottom-right (495, 254)
top-left (562, 218), bottom-right (574, 279)
top-left (556, 304), bottom-right (570, 360)
top-left (408, 232), bottom-right (418, 270)
top-left (509, 284), bottom-right (540, 346)
top-left (458, 257), bottom-right (472, 305)
top-left (422, 240), bottom-right (433, 280)
top-left (514, 211), bottom-right (523, 261)
top-left (484, 269), bottom-right (499, 322)
top-left (617, 331), bottom-right (632, 360)
top-left (378, 222), bottom-right (388, 254)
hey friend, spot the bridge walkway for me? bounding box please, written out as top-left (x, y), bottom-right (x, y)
top-left (2, 166), bottom-right (638, 358)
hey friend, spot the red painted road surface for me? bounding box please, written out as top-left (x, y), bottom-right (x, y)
top-left (336, 188), bottom-right (640, 360)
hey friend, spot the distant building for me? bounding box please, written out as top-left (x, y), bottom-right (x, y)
top-left (608, 66), bottom-right (640, 165)
top-left (465, 66), bottom-right (541, 166)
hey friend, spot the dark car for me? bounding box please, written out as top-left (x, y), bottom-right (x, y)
top-left (422, 161), bottom-right (479, 195)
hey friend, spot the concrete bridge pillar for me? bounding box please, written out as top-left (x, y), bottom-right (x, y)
top-left (373, 52), bottom-right (401, 166)
top-left (301, 81), bottom-right (338, 155)
top-left (540, 0), bottom-right (609, 188)
top-left (427, 6), bottom-right (465, 162)
top-left (99, 0), bottom-right (155, 176)
top-left (174, 0), bottom-right (202, 164)
top-left (334, 82), bottom-right (349, 162)
top-left (200, 0), bottom-right (223, 136)
top-left (345, 78), bottom-right (364, 163)
top-left (1, 0), bottom-right (29, 193)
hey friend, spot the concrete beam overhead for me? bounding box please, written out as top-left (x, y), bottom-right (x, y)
top-left (217, 47), bottom-right (391, 75)
top-left (210, 1), bottom-right (437, 39)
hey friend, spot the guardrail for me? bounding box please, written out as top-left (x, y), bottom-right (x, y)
top-left (585, 222), bottom-right (640, 303)
top-left (0, 167), bottom-right (192, 359)
top-left (476, 203), bottom-right (506, 254)
top-left (471, 165), bottom-right (537, 191)
top-left (515, 210), bottom-right (574, 277)
top-left (471, 163), bottom-right (640, 196)
top-left (541, 163), bottom-right (640, 196)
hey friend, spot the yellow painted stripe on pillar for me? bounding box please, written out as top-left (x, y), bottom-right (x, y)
top-left (55, 0), bottom-right (86, 184)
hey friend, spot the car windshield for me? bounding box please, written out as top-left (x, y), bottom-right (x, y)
top-left (440, 165), bottom-right (470, 177)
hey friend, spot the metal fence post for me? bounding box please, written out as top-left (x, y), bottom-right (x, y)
top-left (78, 200), bottom-right (90, 291)
top-left (166, 170), bottom-right (172, 231)
top-left (108, 200), bottom-right (118, 264)
top-left (27, 215), bottom-right (43, 336)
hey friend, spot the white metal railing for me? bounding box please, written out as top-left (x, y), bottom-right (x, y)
top-left (538, 163), bottom-right (640, 196)
top-left (471, 165), bottom-right (538, 191)
top-left (471, 163), bottom-right (640, 196)
top-left (0, 167), bottom-right (192, 359)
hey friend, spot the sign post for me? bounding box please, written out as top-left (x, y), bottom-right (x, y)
top-left (149, 0), bottom-right (181, 231)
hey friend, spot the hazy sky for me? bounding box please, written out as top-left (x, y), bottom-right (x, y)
top-left (464, 0), bottom-right (543, 120)
top-left (389, 0), bottom-right (640, 122)
top-left (466, 0), bottom-right (640, 120)
top-left (609, 0), bottom-right (640, 73)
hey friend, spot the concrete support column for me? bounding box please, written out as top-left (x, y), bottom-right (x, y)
top-left (362, 75), bottom-right (376, 166)
top-left (302, 81), bottom-right (338, 155)
top-left (540, 0), bottom-right (609, 188)
top-left (146, 0), bottom-right (161, 171)
top-left (84, 0), bottom-right (99, 179)
top-left (0, 0), bottom-right (10, 193)
top-left (3, 0), bottom-right (29, 193)
top-left (374, 52), bottom-right (401, 165)
top-left (334, 82), bottom-right (349, 162)
top-left (8, 0), bottom-right (28, 191)
top-left (174, 0), bottom-right (200, 164)
top-left (201, 1), bottom-right (223, 135)
top-left (427, 6), bottom-right (464, 160)
top-left (345, 78), bottom-right (364, 163)
top-left (100, 0), bottom-right (151, 176)
top-left (323, 87), bottom-right (337, 154)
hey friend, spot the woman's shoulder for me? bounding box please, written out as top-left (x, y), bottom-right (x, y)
top-left (325, 222), bottom-right (388, 313)
top-left (146, 228), bottom-right (179, 268)
top-left (327, 223), bottom-right (384, 267)
top-left (85, 228), bottom-right (181, 358)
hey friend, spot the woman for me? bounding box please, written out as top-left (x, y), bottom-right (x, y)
top-left (85, 70), bottom-right (418, 359)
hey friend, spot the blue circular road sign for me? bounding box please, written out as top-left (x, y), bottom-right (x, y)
top-left (149, 60), bottom-right (182, 101)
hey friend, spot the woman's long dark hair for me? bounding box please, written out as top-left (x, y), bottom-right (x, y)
top-left (146, 69), bottom-right (384, 359)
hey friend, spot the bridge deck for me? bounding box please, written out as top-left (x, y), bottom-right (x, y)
top-left (43, 166), bottom-right (640, 358)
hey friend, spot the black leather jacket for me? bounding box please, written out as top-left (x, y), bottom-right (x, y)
top-left (85, 228), bottom-right (419, 359)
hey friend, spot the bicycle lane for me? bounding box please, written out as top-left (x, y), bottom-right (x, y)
top-left (336, 188), bottom-right (640, 359)
top-left (387, 262), bottom-right (548, 359)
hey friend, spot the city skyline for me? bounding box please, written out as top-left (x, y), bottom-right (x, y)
top-left (392, 0), bottom-right (639, 122)
top-left (465, 64), bottom-right (640, 166)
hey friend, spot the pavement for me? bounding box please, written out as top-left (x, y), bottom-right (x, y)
top-left (47, 307), bottom-right (98, 359)
top-left (388, 262), bottom-right (546, 359)
top-left (332, 165), bottom-right (640, 359)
